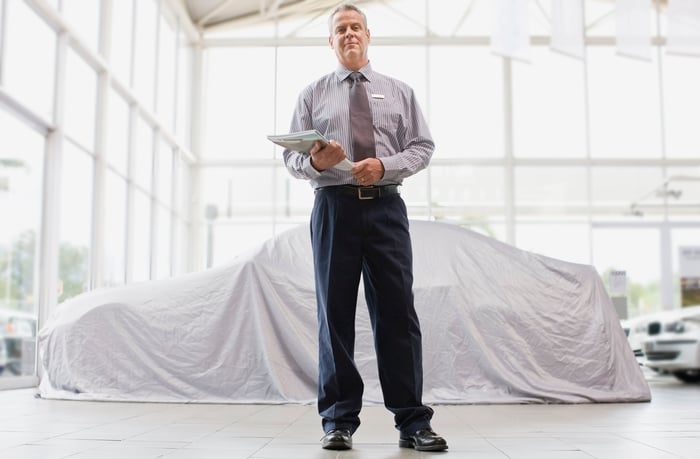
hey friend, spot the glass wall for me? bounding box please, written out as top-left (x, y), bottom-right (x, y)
top-left (0, 0), bottom-right (55, 386)
top-left (0, 107), bottom-right (44, 379)
top-left (199, 0), bottom-right (700, 318)
top-left (0, 0), bottom-right (195, 387)
top-left (2, 0), bottom-right (699, 387)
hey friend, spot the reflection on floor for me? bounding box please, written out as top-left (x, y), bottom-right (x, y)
top-left (0, 370), bottom-right (698, 458)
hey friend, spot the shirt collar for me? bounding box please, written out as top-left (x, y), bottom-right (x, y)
top-left (336, 62), bottom-right (373, 82)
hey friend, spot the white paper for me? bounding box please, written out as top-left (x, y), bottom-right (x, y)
top-left (268, 130), bottom-right (354, 171)
top-left (267, 129), bottom-right (329, 153)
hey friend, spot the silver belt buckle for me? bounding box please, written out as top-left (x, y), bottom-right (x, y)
top-left (357, 186), bottom-right (376, 200)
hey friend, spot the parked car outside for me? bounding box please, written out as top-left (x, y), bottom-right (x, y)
top-left (641, 305), bottom-right (700, 383)
top-left (0, 338), bottom-right (7, 375)
top-left (0, 309), bottom-right (37, 376)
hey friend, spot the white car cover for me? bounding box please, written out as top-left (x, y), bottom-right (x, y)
top-left (38, 220), bottom-right (651, 404)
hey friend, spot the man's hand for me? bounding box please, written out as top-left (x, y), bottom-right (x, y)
top-left (310, 140), bottom-right (347, 171)
top-left (352, 158), bottom-right (385, 186)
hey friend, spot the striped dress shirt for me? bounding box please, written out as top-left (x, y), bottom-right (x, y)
top-left (283, 63), bottom-right (435, 189)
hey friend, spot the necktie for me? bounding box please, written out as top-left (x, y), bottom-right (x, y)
top-left (349, 72), bottom-right (376, 161)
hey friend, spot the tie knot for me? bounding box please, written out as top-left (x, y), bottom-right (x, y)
top-left (351, 72), bottom-right (362, 83)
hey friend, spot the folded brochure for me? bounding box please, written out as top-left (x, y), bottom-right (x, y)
top-left (267, 130), bottom-right (353, 171)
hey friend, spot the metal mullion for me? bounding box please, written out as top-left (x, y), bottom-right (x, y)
top-left (36, 30), bottom-right (68, 381)
top-left (654, 0), bottom-right (674, 311)
top-left (0, 0), bottom-right (6, 85)
top-left (153, 0), bottom-right (161, 114)
top-left (88, 0), bottom-right (113, 291)
top-left (169, 148), bottom-right (179, 277)
top-left (111, 76), bottom-right (196, 163)
top-left (149, 128), bottom-right (160, 280)
top-left (424, 0), bottom-right (432, 221)
top-left (0, 375), bottom-right (37, 390)
top-left (581, 0), bottom-right (594, 267)
top-left (172, 11), bottom-right (181, 134)
top-left (0, 86), bottom-right (53, 133)
top-left (502, 56), bottom-right (515, 246)
top-left (187, 44), bottom-right (204, 271)
top-left (88, 82), bottom-right (108, 289)
top-left (271, 21), bottom-right (279, 235)
top-left (124, 103), bottom-right (137, 283)
top-left (128, 0), bottom-right (137, 89)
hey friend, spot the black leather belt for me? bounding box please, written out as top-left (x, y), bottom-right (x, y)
top-left (315, 185), bottom-right (400, 200)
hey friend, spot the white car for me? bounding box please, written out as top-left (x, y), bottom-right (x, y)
top-left (641, 305), bottom-right (700, 383)
top-left (621, 316), bottom-right (652, 365)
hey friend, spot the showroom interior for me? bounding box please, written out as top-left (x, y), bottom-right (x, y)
top-left (1, 0), bottom-right (699, 457)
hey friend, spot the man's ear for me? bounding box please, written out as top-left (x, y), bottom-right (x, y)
top-left (328, 36), bottom-right (333, 48)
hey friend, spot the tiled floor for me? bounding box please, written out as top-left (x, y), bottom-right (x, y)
top-left (0, 370), bottom-right (699, 458)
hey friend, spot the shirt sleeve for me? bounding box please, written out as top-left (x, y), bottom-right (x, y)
top-left (378, 86), bottom-right (434, 183)
top-left (283, 87), bottom-right (322, 180)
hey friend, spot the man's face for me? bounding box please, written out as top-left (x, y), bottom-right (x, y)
top-left (329, 9), bottom-right (370, 70)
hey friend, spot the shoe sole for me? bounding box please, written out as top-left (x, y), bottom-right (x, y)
top-left (399, 439), bottom-right (448, 452)
top-left (322, 440), bottom-right (351, 450)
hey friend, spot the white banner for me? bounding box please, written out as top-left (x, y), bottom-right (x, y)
top-left (667, 0), bottom-right (700, 57)
top-left (679, 246), bottom-right (700, 277)
top-left (492, 0), bottom-right (531, 62)
top-left (616, 0), bottom-right (652, 60)
top-left (609, 270), bottom-right (628, 297)
top-left (550, 0), bottom-right (585, 59)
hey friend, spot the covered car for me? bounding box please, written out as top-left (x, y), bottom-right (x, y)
top-left (38, 220), bottom-right (650, 404)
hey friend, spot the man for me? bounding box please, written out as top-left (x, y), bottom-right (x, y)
top-left (283, 3), bottom-right (447, 453)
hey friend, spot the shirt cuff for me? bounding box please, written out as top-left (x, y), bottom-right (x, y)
top-left (377, 156), bottom-right (400, 182)
top-left (303, 155), bottom-right (322, 178)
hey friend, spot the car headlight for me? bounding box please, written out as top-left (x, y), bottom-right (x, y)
top-left (664, 320), bottom-right (685, 333)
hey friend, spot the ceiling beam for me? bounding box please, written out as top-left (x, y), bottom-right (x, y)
top-left (196, 0), bottom-right (237, 28)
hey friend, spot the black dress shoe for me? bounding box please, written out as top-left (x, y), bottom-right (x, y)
top-left (399, 429), bottom-right (448, 451)
top-left (321, 428), bottom-right (352, 450)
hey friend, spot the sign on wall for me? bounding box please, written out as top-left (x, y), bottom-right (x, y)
top-left (679, 246), bottom-right (700, 307)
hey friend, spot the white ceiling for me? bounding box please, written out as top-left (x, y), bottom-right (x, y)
top-left (180, 0), bottom-right (654, 37)
top-left (182, 0), bottom-right (359, 32)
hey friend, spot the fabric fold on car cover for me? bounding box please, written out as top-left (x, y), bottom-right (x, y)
top-left (38, 220), bottom-right (650, 404)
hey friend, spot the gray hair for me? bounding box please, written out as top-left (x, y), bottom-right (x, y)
top-left (328, 3), bottom-right (368, 34)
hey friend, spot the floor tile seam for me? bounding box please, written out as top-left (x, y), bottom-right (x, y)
top-left (77, 421), bottom-right (167, 442)
top-left (482, 435), bottom-right (603, 456)
top-left (269, 405), bottom-right (314, 437)
top-left (224, 405), bottom-right (304, 429)
top-left (245, 436), bottom-right (290, 459)
top-left (25, 436), bottom-right (190, 449)
top-left (60, 440), bottom-right (185, 458)
top-left (614, 431), bottom-right (695, 457)
top-left (557, 431), bottom-right (668, 457)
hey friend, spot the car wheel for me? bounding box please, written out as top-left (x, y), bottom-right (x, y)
top-left (673, 370), bottom-right (700, 383)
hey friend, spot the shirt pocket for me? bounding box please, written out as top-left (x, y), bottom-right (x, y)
top-left (369, 95), bottom-right (405, 148)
